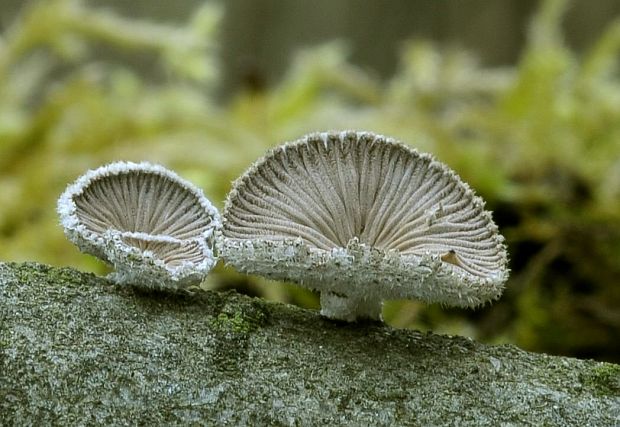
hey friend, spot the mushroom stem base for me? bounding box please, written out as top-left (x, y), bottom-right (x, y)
top-left (319, 292), bottom-right (383, 322)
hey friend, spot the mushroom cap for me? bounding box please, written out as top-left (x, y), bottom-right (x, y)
top-left (219, 131), bottom-right (509, 308)
top-left (58, 161), bottom-right (221, 290)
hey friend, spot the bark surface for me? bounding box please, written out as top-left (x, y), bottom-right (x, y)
top-left (1, 262), bottom-right (618, 425)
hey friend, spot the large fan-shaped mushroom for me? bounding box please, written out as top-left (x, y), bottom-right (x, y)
top-left (219, 131), bottom-right (509, 321)
top-left (58, 161), bottom-right (220, 290)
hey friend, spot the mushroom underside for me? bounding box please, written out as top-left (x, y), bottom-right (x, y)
top-left (58, 162), bottom-right (221, 290)
top-left (73, 171), bottom-right (214, 240)
top-left (220, 131), bottom-right (509, 320)
top-left (117, 232), bottom-right (209, 268)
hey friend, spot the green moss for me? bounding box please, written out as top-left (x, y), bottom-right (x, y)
top-left (581, 363), bottom-right (620, 396)
top-left (8, 262), bottom-right (103, 292)
top-left (211, 305), bottom-right (267, 334)
top-left (202, 293), bottom-right (270, 376)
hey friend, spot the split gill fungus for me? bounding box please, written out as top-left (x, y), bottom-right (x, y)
top-left (219, 131), bottom-right (509, 321)
top-left (58, 161), bottom-right (221, 290)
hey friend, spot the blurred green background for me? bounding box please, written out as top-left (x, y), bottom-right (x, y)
top-left (0, 0), bottom-right (618, 362)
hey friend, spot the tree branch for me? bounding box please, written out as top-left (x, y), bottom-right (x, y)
top-left (1, 262), bottom-right (618, 425)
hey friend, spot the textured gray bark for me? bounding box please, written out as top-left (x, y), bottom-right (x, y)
top-left (1, 262), bottom-right (619, 426)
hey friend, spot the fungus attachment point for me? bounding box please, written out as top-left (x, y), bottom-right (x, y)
top-left (220, 131), bottom-right (509, 321)
top-left (58, 161), bottom-right (221, 290)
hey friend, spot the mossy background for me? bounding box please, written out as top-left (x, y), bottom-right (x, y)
top-left (0, 0), bottom-right (618, 362)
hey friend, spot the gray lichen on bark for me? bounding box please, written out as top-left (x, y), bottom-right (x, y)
top-left (1, 262), bottom-right (619, 425)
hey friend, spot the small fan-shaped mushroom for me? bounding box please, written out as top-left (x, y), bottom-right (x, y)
top-left (219, 131), bottom-right (509, 321)
top-left (58, 161), bottom-right (221, 290)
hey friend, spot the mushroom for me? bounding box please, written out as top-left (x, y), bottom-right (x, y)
top-left (58, 161), bottom-right (221, 290)
top-left (219, 131), bottom-right (509, 321)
